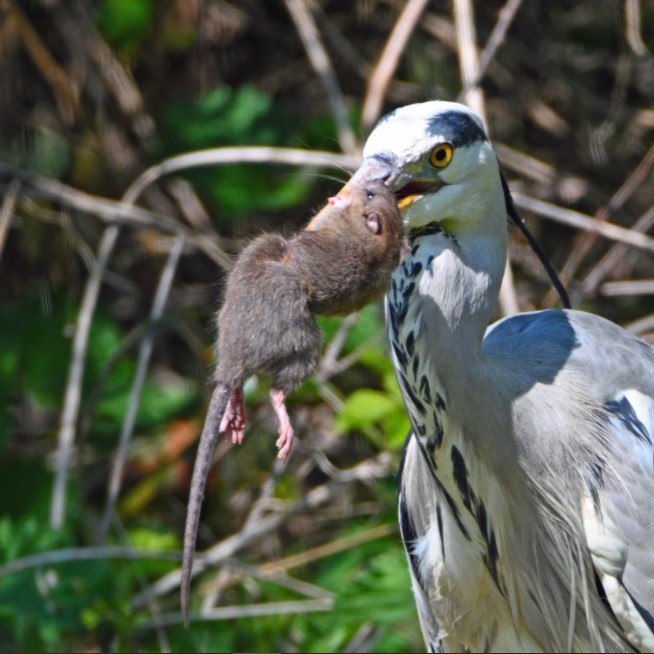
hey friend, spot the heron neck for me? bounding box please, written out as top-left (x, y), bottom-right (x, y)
top-left (411, 214), bottom-right (507, 394)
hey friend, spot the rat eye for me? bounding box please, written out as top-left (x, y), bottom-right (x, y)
top-left (366, 190), bottom-right (375, 200)
top-left (429, 143), bottom-right (453, 169)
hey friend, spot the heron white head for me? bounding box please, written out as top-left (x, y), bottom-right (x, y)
top-left (360, 101), bottom-right (503, 234)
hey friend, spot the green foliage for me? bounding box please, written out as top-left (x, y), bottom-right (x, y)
top-left (318, 306), bottom-right (411, 449)
top-left (0, 515), bottom-right (179, 653)
top-left (23, 126), bottom-right (71, 178)
top-left (159, 84), bottom-right (343, 217)
top-left (97, 0), bottom-right (154, 54)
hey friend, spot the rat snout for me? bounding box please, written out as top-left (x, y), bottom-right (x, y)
top-left (328, 194), bottom-right (352, 209)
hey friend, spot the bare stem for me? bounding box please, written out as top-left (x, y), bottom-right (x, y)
top-left (0, 179), bottom-right (20, 265)
top-left (99, 236), bottom-right (186, 541)
top-left (361, 0), bottom-right (430, 132)
top-left (512, 192), bottom-right (654, 253)
top-left (284, 0), bottom-right (358, 156)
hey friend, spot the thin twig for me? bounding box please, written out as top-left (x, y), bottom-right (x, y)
top-left (0, 179), bottom-right (20, 264)
top-left (255, 523), bottom-right (396, 577)
top-left (111, 514), bottom-right (171, 654)
top-left (549, 140), bottom-right (654, 300)
top-left (582, 206), bottom-right (654, 295)
top-left (625, 0), bottom-right (647, 56)
top-left (4, 0), bottom-right (79, 123)
top-left (495, 143), bottom-right (556, 185)
top-left (144, 598), bottom-right (333, 629)
top-left (0, 162), bottom-right (183, 232)
top-left (457, 0), bottom-right (524, 100)
top-left (308, 0), bottom-right (370, 79)
top-left (452, 0), bottom-right (518, 315)
top-left (226, 559), bottom-right (333, 601)
top-left (626, 313), bottom-right (654, 335)
top-left (51, 224), bottom-right (121, 529)
top-left (21, 196), bottom-right (99, 277)
top-left (0, 546), bottom-right (179, 577)
top-left (360, 0), bottom-right (431, 132)
top-left (284, 0), bottom-right (358, 156)
top-left (345, 623), bottom-right (381, 653)
top-left (78, 323), bottom-right (148, 439)
top-left (315, 313), bottom-right (358, 382)
top-left (512, 192), bottom-right (654, 253)
top-left (99, 236), bottom-right (186, 540)
top-left (599, 279), bottom-right (654, 297)
top-left (452, 0), bottom-right (486, 123)
top-left (2, 168), bottom-right (229, 268)
top-left (124, 147), bottom-right (359, 201)
top-left (131, 454), bottom-right (392, 608)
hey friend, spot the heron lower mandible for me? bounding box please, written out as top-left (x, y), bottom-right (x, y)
top-left (340, 101), bottom-right (654, 652)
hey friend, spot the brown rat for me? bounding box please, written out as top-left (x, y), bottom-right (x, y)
top-left (181, 180), bottom-right (402, 626)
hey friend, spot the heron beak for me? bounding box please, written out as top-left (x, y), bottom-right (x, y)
top-left (394, 180), bottom-right (444, 211)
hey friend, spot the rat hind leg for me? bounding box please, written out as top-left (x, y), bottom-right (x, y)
top-left (269, 387), bottom-right (294, 459)
top-left (219, 388), bottom-right (246, 444)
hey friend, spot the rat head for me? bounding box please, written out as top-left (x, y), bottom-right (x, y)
top-left (320, 179), bottom-right (403, 258)
top-left (327, 180), bottom-right (386, 235)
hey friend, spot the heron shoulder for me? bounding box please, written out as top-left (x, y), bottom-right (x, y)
top-left (483, 309), bottom-right (654, 395)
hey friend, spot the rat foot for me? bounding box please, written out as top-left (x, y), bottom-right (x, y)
top-left (269, 388), bottom-right (294, 459)
top-left (220, 388), bottom-right (246, 444)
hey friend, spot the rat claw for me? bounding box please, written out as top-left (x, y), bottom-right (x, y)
top-left (220, 389), bottom-right (247, 445)
top-left (276, 430), bottom-right (293, 459)
top-left (270, 388), bottom-right (294, 459)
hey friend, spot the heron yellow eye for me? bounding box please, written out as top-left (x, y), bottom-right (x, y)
top-left (429, 143), bottom-right (453, 169)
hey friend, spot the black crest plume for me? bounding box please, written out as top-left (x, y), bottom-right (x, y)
top-left (500, 173), bottom-right (571, 309)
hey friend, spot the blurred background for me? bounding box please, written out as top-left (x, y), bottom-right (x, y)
top-left (0, 0), bottom-right (653, 651)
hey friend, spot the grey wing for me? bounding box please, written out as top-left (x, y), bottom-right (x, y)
top-left (398, 433), bottom-right (445, 653)
top-left (583, 389), bottom-right (654, 651)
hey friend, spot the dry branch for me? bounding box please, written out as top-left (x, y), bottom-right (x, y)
top-left (452, 0), bottom-right (518, 316)
top-left (0, 546), bottom-right (179, 577)
top-left (512, 192), bottom-right (654, 253)
top-left (99, 236), bottom-right (186, 540)
top-left (0, 178), bottom-right (19, 264)
top-left (457, 0), bottom-right (524, 100)
top-left (600, 279), bottom-right (654, 297)
top-left (361, 0), bottom-right (431, 132)
top-left (146, 598), bottom-right (333, 629)
top-left (131, 453), bottom-right (392, 609)
top-left (553, 140), bottom-right (654, 294)
top-left (284, 0), bottom-right (358, 156)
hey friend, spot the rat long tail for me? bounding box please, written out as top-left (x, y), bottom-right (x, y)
top-left (181, 383), bottom-right (230, 628)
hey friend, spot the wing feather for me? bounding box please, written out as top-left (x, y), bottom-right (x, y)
top-left (583, 390), bottom-right (654, 652)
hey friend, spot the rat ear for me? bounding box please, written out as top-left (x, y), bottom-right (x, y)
top-left (365, 212), bottom-right (381, 235)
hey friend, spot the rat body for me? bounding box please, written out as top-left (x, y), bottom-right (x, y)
top-left (182, 181), bottom-right (402, 626)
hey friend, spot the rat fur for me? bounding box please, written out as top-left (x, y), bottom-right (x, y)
top-left (181, 181), bottom-right (402, 626)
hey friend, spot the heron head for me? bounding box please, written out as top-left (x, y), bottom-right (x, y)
top-left (359, 101), bottom-right (501, 233)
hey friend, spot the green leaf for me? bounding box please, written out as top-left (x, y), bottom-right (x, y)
top-left (98, 0), bottom-right (154, 53)
top-left (335, 389), bottom-right (397, 432)
top-left (24, 126), bottom-right (70, 178)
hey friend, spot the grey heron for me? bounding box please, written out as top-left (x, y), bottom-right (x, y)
top-left (341, 101), bottom-right (654, 652)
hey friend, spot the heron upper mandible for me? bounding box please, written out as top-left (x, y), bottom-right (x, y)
top-left (345, 101), bottom-right (654, 652)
